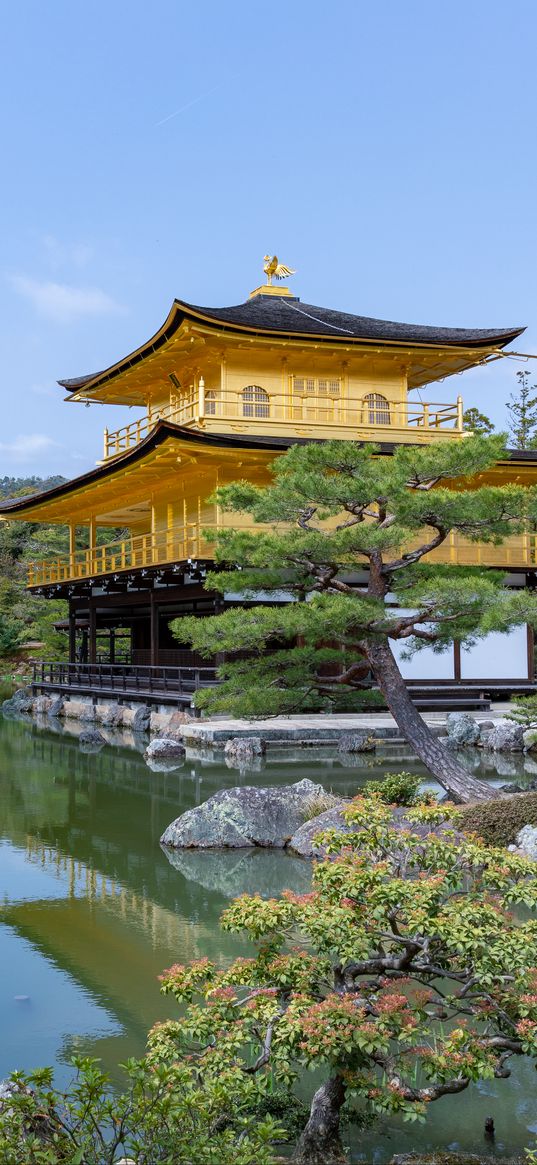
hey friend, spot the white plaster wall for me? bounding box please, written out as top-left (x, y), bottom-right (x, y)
top-left (391, 625), bottom-right (529, 681)
top-left (460, 626), bottom-right (529, 680)
top-left (391, 639), bottom-right (455, 680)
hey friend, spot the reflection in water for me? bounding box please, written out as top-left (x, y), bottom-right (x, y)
top-left (0, 716), bottom-right (537, 1157)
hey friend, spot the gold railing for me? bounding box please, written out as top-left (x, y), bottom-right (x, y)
top-left (102, 390), bottom-right (464, 459)
top-left (103, 393), bottom-right (199, 459)
top-left (27, 521), bottom-right (537, 588)
top-left (28, 523), bottom-right (214, 587)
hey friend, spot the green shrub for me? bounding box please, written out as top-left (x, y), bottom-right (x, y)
top-left (0, 1055), bottom-right (281, 1165)
top-left (506, 693), bottom-right (537, 729)
top-left (460, 791), bottom-right (537, 846)
top-left (362, 770), bottom-right (422, 807)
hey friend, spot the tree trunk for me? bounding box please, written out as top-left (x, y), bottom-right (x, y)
top-left (365, 639), bottom-right (499, 803)
top-left (292, 1074), bottom-right (347, 1165)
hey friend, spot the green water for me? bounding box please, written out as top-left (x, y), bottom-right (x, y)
top-left (0, 714), bottom-right (536, 1161)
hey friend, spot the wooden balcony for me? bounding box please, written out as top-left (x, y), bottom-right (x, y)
top-left (27, 522), bottom-right (537, 589)
top-left (31, 660), bottom-right (218, 707)
top-left (102, 390), bottom-right (465, 459)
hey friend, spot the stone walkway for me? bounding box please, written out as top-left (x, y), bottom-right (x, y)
top-left (182, 707), bottom-right (513, 748)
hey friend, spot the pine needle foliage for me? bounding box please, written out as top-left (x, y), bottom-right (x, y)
top-left (172, 435), bottom-right (537, 721)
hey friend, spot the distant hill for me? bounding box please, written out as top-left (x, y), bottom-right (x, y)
top-left (0, 475), bottom-right (68, 499)
top-left (0, 477), bottom-right (125, 668)
top-left (0, 475), bottom-right (71, 665)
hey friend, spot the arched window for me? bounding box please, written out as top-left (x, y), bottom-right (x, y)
top-left (364, 393), bottom-right (391, 425)
top-left (205, 390), bottom-right (218, 416)
top-left (242, 385), bottom-right (270, 419)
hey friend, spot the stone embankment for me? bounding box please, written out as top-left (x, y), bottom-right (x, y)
top-left (3, 692), bottom-right (536, 770)
top-left (1, 688), bottom-right (192, 738)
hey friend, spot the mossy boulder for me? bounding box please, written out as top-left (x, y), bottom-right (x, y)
top-left (161, 779), bottom-right (338, 849)
top-left (446, 712), bottom-right (481, 747)
top-left (485, 720), bottom-right (524, 752)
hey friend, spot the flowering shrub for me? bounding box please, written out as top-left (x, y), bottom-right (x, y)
top-left (4, 793), bottom-right (537, 1164)
top-left (157, 793), bottom-right (537, 1163)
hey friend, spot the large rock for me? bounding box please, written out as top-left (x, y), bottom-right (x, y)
top-left (290, 803), bottom-right (461, 859)
top-left (161, 778), bottom-right (338, 850)
top-left (145, 737), bottom-right (186, 761)
top-left (337, 733), bottom-right (375, 753)
top-left (224, 737), bottom-right (266, 767)
top-left (95, 702), bottom-right (123, 728)
top-left (515, 824), bottom-right (537, 859)
top-left (132, 704), bottom-right (151, 734)
top-left (2, 687), bottom-right (34, 715)
top-left (164, 710), bottom-right (193, 740)
top-left (486, 720), bottom-right (524, 752)
top-left (48, 696), bottom-right (64, 718)
top-left (289, 804), bottom-right (352, 857)
top-left (445, 712), bottom-right (481, 747)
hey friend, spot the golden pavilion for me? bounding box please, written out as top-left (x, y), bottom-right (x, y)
top-left (2, 259), bottom-right (536, 706)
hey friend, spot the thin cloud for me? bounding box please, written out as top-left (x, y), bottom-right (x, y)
top-left (0, 434), bottom-right (58, 462)
top-left (155, 81), bottom-right (228, 127)
top-left (42, 235), bottom-right (94, 270)
top-left (10, 275), bottom-right (126, 323)
top-left (30, 383), bottom-right (57, 398)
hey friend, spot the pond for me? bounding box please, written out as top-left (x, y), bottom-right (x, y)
top-left (0, 713), bottom-right (536, 1161)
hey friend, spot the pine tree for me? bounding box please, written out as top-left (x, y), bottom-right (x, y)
top-left (507, 370), bottom-right (537, 448)
top-left (463, 406), bottom-right (494, 435)
top-left (174, 434), bottom-right (537, 803)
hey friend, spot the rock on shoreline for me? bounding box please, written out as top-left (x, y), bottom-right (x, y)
top-left (161, 779), bottom-right (338, 849)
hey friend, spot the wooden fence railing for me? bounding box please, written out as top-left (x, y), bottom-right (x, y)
top-left (31, 660), bottom-right (219, 698)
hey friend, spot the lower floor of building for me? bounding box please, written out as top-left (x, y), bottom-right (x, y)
top-left (25, 567), bottom-right (537, 714)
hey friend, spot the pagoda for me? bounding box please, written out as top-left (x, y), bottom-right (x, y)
top-left (2, 259), bottom-right (535, 706)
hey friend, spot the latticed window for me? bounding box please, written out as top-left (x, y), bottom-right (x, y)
top-left (242, 385), bottom-right (270, 418)
top-left (205, 390), bottom-right (218, 416)
top-left (293, 376), bottom-right (340, 396)
top-left (364, 393), bottom-right (391, 425)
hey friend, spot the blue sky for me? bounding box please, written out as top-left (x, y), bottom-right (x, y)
top-left (1, 0), bottom-right (536, 477)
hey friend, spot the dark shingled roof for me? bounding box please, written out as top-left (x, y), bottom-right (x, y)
top-left (58, 294), bottom-right (525, 392)
top-left (187, 295), bottom-right (524, 347)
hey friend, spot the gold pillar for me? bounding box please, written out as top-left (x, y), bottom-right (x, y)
top-left (69, 524), bottom-right (76, 576)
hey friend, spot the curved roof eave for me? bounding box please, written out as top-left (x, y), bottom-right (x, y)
top-left (1, 421), bottom-right (536, 520)
top-left (57, 297), bottom-right (526, 395)
top-left (0, 422), bottom-right (324, 515)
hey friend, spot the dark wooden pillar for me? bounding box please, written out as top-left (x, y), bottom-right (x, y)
top-left (68, 603), bottom-right (77, 664)
top-left (150, 594), bottom-right (159, 667)
top-left (109, 627), bottom-right (115, 665)
top-left (89, 602), bottom-right (97, 665)
top-left (453, 640), bottom-right (461, 682)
